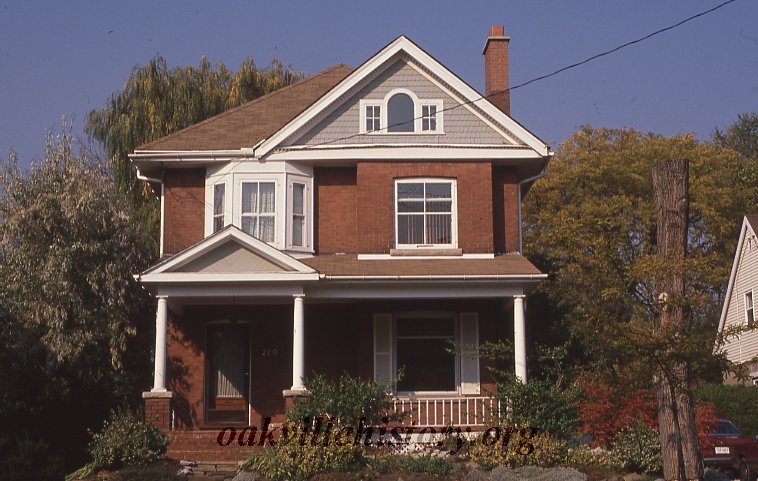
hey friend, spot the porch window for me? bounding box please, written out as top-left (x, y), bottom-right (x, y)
top-left (241, 181), bottom-right (276, 243)
top-left (395, 179), bottom-right (456, 248)
top-left (205, 323), bottom-right (249, 424)
top-left (396, 316), bottom-right (456, 392)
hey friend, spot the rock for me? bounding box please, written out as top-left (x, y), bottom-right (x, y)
top-left (180, 460), bottom-right (197, 466)
top-left (232, 471), bottom-right (258, 481)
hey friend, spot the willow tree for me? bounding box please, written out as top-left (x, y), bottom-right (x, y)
top-left (522, 127), bottom-right (745, 392)
top-left (85, 55), bottom-right (303, 253)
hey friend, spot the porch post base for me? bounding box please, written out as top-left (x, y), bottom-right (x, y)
top-left (142, 391), bottom-right (173, 432)
top-left (282, 389), bottom-right (308, 411)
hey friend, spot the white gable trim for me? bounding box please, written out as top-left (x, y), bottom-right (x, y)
top-left (142, 226), bottom-right (317, 276)
top-left (256, 36), bottom-right (550, 158)
top-left (718, 217), bottom-right (755, 334)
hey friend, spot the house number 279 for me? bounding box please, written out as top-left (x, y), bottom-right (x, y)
top-left (261, 348), bottom-right (278, 357)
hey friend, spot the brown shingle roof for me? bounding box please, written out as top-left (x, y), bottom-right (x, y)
top-left (746, 214), bottom-right (758, 232)
top-left (137, 65), bottom-right (354, 151)
top-left (300, 254), bottom-right (544, 278)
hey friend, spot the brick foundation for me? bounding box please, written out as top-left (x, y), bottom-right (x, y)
top-left (143, 391), bottom-right (173, 433)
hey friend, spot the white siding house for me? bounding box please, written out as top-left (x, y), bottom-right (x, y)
top-left (718, 215), bottom-right (758, 383)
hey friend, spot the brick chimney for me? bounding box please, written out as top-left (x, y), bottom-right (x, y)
top-left (483, 25), bottom-right (510, 116)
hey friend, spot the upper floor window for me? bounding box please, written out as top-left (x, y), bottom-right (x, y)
top-left (747, 290), bottom-right (755, 327)
top-left (241, 181), bottom-right (276, 243)
top-left (395, 178), bottom-right (457, 249)
top-left (360, 90), bottom-right (443, 134)
top-left (213, 183), bottom-right (226, 233)
top-left (291, 183), bottom-right (306, 247)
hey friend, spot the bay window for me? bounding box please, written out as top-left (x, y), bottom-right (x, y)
top-left (212, 183), bottom-right (226, 233)
top-left (241, 181), bottom-right (276, 243)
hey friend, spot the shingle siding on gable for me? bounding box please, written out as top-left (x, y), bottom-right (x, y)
top-left (723, 227), bottom-right (758, 364)
top-left (288, 58), bottom-right (509, 146)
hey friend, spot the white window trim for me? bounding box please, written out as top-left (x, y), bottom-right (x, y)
top-left (394, 178), bottom-right (458, 250)
top-left (746, 289), bottom-right (755, 327)
top-left (393, 311), bottom-right (461, 396)
top-left (359, 89), bottom-right (443, 135)
top-left (233, 173), bottom-right (284, 247)
top-left (211, 182), bottom-right (228, 234)
top-left (286, 174), bottom-right (313, 252)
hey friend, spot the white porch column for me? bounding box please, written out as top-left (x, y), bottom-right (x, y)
top-left (152, 297), bottom-right (168, 392)
top-left (291, 294), bottom-right (306, 391)
top-left (513, 294), bottom-right (527, 384)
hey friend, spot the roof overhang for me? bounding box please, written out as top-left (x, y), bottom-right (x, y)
top-left (717, 216), bottom-right (756, 334)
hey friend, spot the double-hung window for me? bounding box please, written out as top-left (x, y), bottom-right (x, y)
top-left (212, 183), bottom-right (226, 233)
top-left (291, 183), bottom-right (306, 247)
top-left (240, 181), bottom-right (276, 243)
top-left (395, 179), bottom-right (456, 248)
top-left (747, 291), bottom-right (755, 327)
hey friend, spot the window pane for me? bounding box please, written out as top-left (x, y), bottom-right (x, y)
top-left (397, 214), bottom-right (424, 244)
top-left (422, 119), bottom-right (429, 131)
top-left (747, 292), bottom-right (754, 309)
top-left (259, 183), bottom-right (275, 213)
top-left (213, 216), bottom-right (224, 233)
top-left (396, 338), bottom-right (455, 391)
top-left (214, 184), bottom-right (225, 216)
top-left (293, 217), bottom-right (303, 247)
top-left (426, 183), bottom-right (451, 199)
top-left (242, 183), bottom-right (258, 214)
top-left (397, 318), bottom-right (455, 337)
top-left (387, 93), bottom-right (414, 132)
top-left (427, 214), bottom-right (452, 244)
top-left (426, 200), bottom-right (451, 213)
top-left (259, 217), bottom-right (275, 242)
top-left (397, 183), bottom-right (423, 199)
top-left (241, 217), bottom-right (256, 236)
top-left (293, 184), bottom-right (304, 215)
top-left (398, 200), bottom-right (424, 213)
top-left (429, 118), bottom-right (436, 131)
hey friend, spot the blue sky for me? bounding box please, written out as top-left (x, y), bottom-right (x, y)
top-left (1, 0), bottom-right (756, 164)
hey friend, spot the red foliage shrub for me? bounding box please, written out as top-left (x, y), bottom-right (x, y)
top-left (695, 401), bottom-right (720, 450)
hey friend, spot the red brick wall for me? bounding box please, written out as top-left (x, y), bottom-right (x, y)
top-left (163, 168), bottom-right (205, 255)
top-left (484, 25), bottom-right (510, 116)
top-left (314, 167), bottom-right (357, 254)
top-left (144, 396), bottom-right (172, 432)
top-left (355, 162), bottom-right (494, 254)
top-left (492, 166), bottom-right (520, 253)
top-left (167, 310), bottom-right (204, 430)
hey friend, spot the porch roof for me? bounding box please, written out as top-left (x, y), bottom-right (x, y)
top-left (300, 254), bottom-right (544, 279)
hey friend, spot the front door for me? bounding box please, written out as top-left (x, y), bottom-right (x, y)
top-left (205, 322), bottom-right (250, 424)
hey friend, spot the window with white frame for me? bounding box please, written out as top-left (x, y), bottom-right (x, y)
top-left (395, 179), bottom-right (456, 248)
top-left (291, 182), bottom-right (306, 247)
top-left (421, 104), bottom-right (438, 132)
top-left (746, 290), bottom-right (755, 327)
top-left (365, 104), bottom-right (381, 132)
top-left (396, 316), bottom-right (456, 392)
top-left (387, 93), bottom-right (415, 133)
top-left (240, 181), bottom-right (276, 243)
top-left (213, 183), bottom-right (226, 233)
top-left (360, 91), bottom-right (443, 134)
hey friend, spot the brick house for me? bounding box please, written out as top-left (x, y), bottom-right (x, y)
top-left (132, 27), bottom-right (552, 460)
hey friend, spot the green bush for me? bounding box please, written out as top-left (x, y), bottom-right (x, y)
top-left (240, 426), bottom-right (365, 481)
top-left (0, 433), bottom-right (64, 481)
top-left (608, 422), bottom-right (661, 474)
top-left (287, 372), bottom-right (398, 426)
top-left (88, 407), bottom-right (168, 469)
top-left (367, 454), bottom-right (452, 476)
top-left (497, 377), bottom-right (579, 439)
top-left (695, 384), bottom-right (758, 436)
top-left (489, 465), bottom-right (588, 481)
top-left (563, 444), bottom-right (612, 467)
top-left (469, 423), bottom-right (566, 468)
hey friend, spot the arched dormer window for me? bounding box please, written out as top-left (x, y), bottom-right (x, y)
top-left (359, 89), bottom-right (443, 134)
top-left (387, 93), bottom-right (415, 132)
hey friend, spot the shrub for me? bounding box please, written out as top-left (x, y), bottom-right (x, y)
top-left (287, 373), bottom-right (398, 426)
top-left (608, 422), bottom-right (661, 474)
top-left (489, 465), bottom-right (588, 481)
top-left (240, 425), bottom-right (364, 481)
top-left (574, 374), bottom-right (657, 447)
top-left (469, 424), bottom-right (566, 468)
top-left (88, 407), bottom-right (168, 469)
top-left (563, 444), bottom-right (612, 467)
top-left (695, 383), bottom-right (758, 437)
top-left (0, 432), bottom-right (64, 481)
top-left (497, 378), bottom-right (579, 439)
top-left (367, 454), bottom-right (452, 476)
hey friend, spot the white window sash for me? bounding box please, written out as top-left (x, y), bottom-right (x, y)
top-left (395, 178), bottom-right (457, 249)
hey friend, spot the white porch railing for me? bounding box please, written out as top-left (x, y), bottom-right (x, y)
top-left (390, 396), bottom-right (501, 427)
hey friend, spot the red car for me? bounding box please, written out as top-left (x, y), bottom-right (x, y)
top-left (701, 419), bottom-right (758, 481)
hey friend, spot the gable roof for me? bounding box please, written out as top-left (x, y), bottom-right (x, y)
top-left (718, 215), bottom-right (758, 333)
top-left (257, 36), bottom-right (550, 158)
top-left (136, 65), bottom-right (354, 152)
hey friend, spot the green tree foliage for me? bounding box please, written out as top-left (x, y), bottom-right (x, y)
top-left (522, 127), bottom-right (746, 385)
top-left (85, 55), bottom-right (303, 205)
top-left (714, 112), bottom-right (758, 212)
top-left (0, 126), bottom-right (155, 475)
